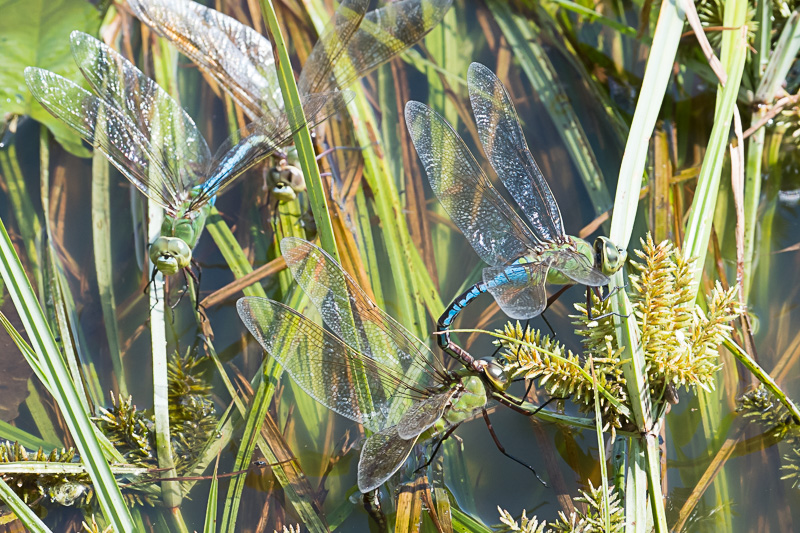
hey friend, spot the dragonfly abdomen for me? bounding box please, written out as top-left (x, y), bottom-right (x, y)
top-left (437, 282), bottom-right (490, 371)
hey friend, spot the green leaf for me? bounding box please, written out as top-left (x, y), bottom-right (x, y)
top-left (0, 0), bottom-right (102, 156)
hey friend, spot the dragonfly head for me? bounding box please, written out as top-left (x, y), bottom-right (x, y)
top-left (149, 236), bottom-right (191, 275)
top-left (479, 358), bottom-right (511, 392)
top-left (594, 236), bottom-right (627, 276)
top-left (268, 154), bottom-right (305, 204)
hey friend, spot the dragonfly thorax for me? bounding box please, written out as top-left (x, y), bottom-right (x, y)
top-left (440, 375), bottom-right (488, 429)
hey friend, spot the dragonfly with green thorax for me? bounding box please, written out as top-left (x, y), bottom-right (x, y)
top-left (237, 238), bottom-right (545, 496)
top-left (127, 0), bottom-right (452, 201)
top-left (25, 31), bottom-right (351, 288)
top-left (405, 62), bottom-right (627, 371)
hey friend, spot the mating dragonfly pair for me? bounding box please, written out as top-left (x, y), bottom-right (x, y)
top-left (27, 0), bottom-right (450, 288)
top-left (238, 64), bottom-right (627, 496)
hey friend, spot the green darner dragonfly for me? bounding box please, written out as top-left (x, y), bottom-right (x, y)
top-left (25, 31), bottom-right (351, 285)
top-left (405, 62), bottom-right (627, 371)
top-left (127, 0), bottom-right (452, 200)
top-left (237, 237), bottom-right (544, 495)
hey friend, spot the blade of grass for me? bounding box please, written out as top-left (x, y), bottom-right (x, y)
top-left (0, 477), bottom-right (52, 533)
top-left (609, 0), bottom-right (686, 248)
top-left (258, 0), bottom-right (340, 260)
top-left (203, 458), bottom-right (220, 533)
top-left (91, 150), bottom-right (127, 397)
top-left (0, 216), bottom-right (134, 531)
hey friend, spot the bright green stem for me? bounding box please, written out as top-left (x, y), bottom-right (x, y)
top-left (258, 0), bottom-right (340, 261)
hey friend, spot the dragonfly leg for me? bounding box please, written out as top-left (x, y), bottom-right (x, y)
top-left (188, 259), bottom-right (203, 312)
top-left (481, 408), bottom-right (547, 487)
top-left (147, 266), bottom-right (160, 311)
top-left (586, 286), bottom-right (629, 321)
top-left (415, 423), bottom-right (463, 474)
top-left (362, 490), bottom-right (389, 532)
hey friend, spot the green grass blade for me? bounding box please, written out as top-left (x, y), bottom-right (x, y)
top-left (609, 0), bottom-right (686, 248)
top-left (91, 150), bottom-right (127, 397)
top-left (203, 460), bottom-right (219, 533)
top-left (0, 216), bottom-right (134, 532)
top-left (0, 477), bottom-right (52, 533)
top-left (258, 0), bottom-right (339, 260)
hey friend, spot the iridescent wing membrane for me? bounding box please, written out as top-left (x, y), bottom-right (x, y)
top-left (237, 239), bottom-right (459, 492)
top-left (129, 0), bottom-right (452, 120)
top-left (405, 63), bottom-right (610, 319)
top-left (26, 31), bottom-right (353, 218)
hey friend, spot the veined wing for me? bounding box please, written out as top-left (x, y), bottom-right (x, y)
top-left (298, 0), bottom-right (451, 96)
top-left (70, 32), bottom-right (210, 201)
top-left (358, 425), bottom-right (418, 493)
top-left (550, 247), bottom-right (609, 286)
top-left (128, 0), bottom-right (281, 120)
top-left (25, 68), bottom-right (182, 214)
top-left (280, 238), bottom-right (444, 396)
top-left (395, 388), bottom-right (455, 440)
top-left (482, 260), bottom-right (552, 320)
top-left (237, 298), bottom-right (426, 432)
top-left (468, 62), bottom-right (565, 244)
top-left (189, 89), bottom-right (354, 209)
top-left (297, 0), bottom-right (369, 97)
top-left (405, 101), bottom-right (538, 267)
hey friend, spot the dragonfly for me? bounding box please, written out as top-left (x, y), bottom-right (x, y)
top-left (127, 0), bottom-right (452, 200)
top-left (405, 62), bottom-right (627, 371)
top-left (25, 31), bottom-right (351, 288)
top-left (237, 237), bottom-right (544, 495)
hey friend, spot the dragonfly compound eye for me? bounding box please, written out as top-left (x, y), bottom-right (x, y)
top-left (594, 236), bottom-right (627, 276)
top-left (149, 237), bottom-right (192, 275)
top-left (480, 358), bottom-right (510, 391)
top-left (269, 162), bottom-right (306, 193)
top-left (272, 182), bottom-right (298, 203)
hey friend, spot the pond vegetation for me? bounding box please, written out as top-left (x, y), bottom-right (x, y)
top-left (1, 0), bottom-right (800, 532)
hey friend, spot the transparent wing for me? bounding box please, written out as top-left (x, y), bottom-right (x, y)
top-left (190, 90), bottom-right (354, 209)
top-left (298, 0), bottom-right (452, 96)
top-left (482, 260), bottom-right (552, 320)
top-left (396, 389), bottom-right (455, 440)
top-left (280, 238), bottom-right (444, 393)
top-left (237, 297), bottom-right (427, 432)
top-left (550, 248), bottom-right (609, 286)
top-left (358, 425), bottom-right (418, 493)
top-left (297, 0), bottom-right (369, 96)
top-left (25, 67), bottom-right (180, 213)
top-left (405, 100), bottom-right (538, 267)
top-left (128, 0), bottom-right (281, 120)
top-left (467, 62), bottom-right (564, 244)
top-left (70, 32), bottom-right (210, 199)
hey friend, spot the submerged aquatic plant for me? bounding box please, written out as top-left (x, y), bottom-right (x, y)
top-left (497, 235), bottom-right (741, 428)
top-left (97, 349), bottom-right (217, 472)
top-left (738, 386), bottom-right (800, 487)
top-left (0, 349), bottom-right (217, 515)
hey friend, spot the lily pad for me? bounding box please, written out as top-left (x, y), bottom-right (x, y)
top-left (0, 0), bottom-right (103, 156)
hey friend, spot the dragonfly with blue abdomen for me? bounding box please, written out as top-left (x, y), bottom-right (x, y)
top-left (25, 31), bottom-right (351, 287)
top-left (405, 62), bottom-right (627, 371)
top-left (237, 237), bottom-right (544, 498)
top-left (127, 0), bottom-right (452, 200)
